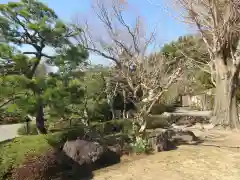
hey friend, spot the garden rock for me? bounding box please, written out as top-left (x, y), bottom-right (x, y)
top-left (62, 139), bottom-right (105, 166)
top-left (149, 128), bottom-right (198, 152)
top-left (62, 139), bottom-right (121, 168)
top-left (149, 129), bottom-right (176, 152)
top-left (172, 130), bottom-right (198, 145)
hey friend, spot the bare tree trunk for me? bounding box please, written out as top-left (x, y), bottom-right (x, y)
top-left (211, 70), bottom-right (240, 129)
top-left (83, 109), bottom-right (89, 126)
top-left (83, 88), bottom-right (90, 127)
top-left (36, 100), bottom-right (47, 134)
top-left (25, 115), bottom-right (31, 135)
top-left (138, 117), bottom-right (147, 133)
top-left (123, 89), bottom-right (127, 119)
top-left (107, 93), bottom-right (116, 120)
top-left (109, 99), bottom-right (115, 120)
top-left (108, 95), bottom-right (117, 120)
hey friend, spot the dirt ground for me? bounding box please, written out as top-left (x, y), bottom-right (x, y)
top-left (93, 125), bottom-right (240, 180)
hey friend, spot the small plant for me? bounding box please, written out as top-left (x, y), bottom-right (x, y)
top-left (130, 136), bottom-right (151, 154)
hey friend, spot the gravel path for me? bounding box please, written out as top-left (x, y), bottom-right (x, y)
top-left (0, 123), bottom-right (23, 142)
top-left (93, 128), bottom-right (240, 180)
top-left (94, 145), bottom-right (240, 180)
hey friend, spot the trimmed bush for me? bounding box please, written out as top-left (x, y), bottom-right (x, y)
top-left (46, 118), bottom-right (84, 131)
top-left (91, 119), bottom-right (133, 135)
top-left (145, 115), bottom-right (177, 129)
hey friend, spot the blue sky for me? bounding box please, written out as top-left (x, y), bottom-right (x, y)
top-left (1, 0), bottom-right (192, 65)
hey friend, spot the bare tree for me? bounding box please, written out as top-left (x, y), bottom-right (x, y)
top-left (169, 0), bottom-right (240, 129)
top-left (74, 0), bottom-right (183, 134)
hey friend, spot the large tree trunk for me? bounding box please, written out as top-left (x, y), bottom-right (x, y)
top-left (36, 100), bottom-right (47, 134)
top-left (211, 66), bottom-right (240, 129)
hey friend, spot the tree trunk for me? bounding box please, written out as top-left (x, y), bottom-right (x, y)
top-left (211, 71), bottom-right (240, 129)
top-left (139, 118), bottom-right (147, 133)
top-left (36, 100), bottom-right (47, 134)
top-left (107, 95), bottom-right (115, 120)
top-left (25, 116), bottom-right (31, 135)
top-left (26, 121), bottom-right (30, 135)
top-left (135, 112), bottom-right (147, 134)
top-left (123, 89), bottom-right (127, 119)
top-left (83, 109), bottom-right (89, 126)
top-left (110, 104), bottom-right (115, 120)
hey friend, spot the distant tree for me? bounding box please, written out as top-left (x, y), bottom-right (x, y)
top-left (161, 35), bottom-right (214, 94)
top-left (81, 66), bottom-right (111, 122)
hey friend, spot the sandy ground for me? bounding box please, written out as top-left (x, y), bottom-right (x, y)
top-left (93, 127), bottom-right (240, 180)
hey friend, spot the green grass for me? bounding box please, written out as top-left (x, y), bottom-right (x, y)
top-left (0, 127), bottom-right (86, 179)
top-left (0, 135), bottom-right (51, 179)
top-left (0, 121), bottom-right (131, 179)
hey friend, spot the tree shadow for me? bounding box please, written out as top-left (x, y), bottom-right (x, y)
top-left (195, 143), bottom-right (240, 149)
top-left (172, 137), bottom-right (205, 146)
top-left (50, 150), bottom-right (94, 180)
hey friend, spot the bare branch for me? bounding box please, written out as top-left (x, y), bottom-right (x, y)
top-left (73, 0), bottom-right (185, 133)
top-left (23, 52), bottom-right (54, 59)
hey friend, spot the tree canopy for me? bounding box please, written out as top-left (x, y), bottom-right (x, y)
top-left (0, 0), bottom-right (88, 132)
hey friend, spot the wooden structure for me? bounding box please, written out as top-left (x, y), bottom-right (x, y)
top-left (180, 88), bottom-right (215, 110)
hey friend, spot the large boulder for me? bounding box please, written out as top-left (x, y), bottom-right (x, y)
top-left (62, 139), bottom-right (121, 169)
top-left (149, 128), bottom-right (199, 152)
top-left (171, 129), bottom-right (198, 145)
top-left (62, 139), bottom-right (105, 166)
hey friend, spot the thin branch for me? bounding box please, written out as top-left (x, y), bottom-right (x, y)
top-left (0, 92), bottom-right (25, 108)
top-left (23, 52), bottom-right (54, 59)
